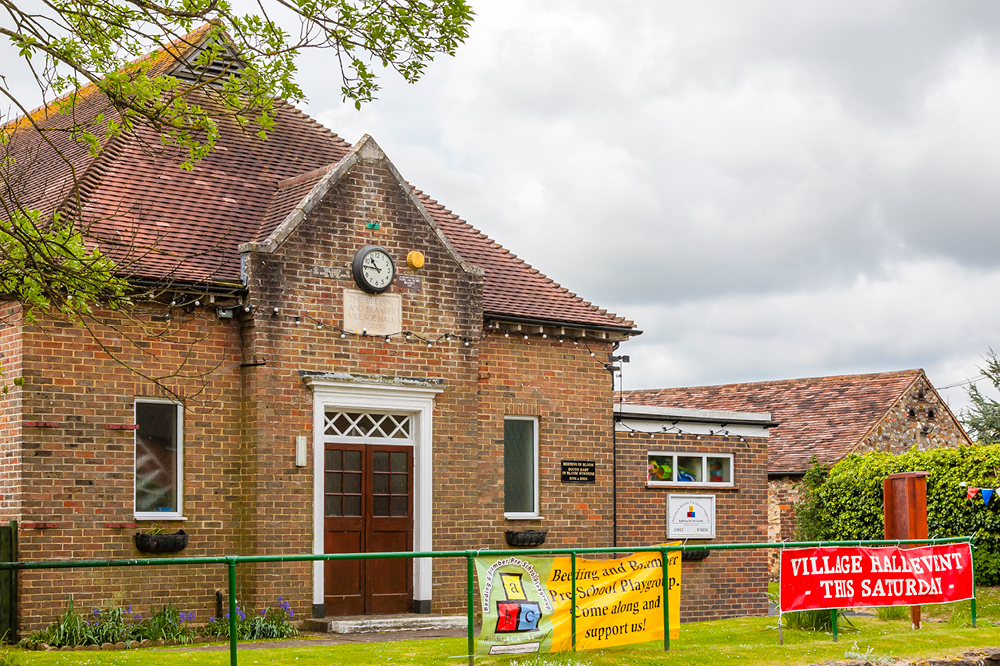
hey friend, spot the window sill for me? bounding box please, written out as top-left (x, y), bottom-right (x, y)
top-left (646, 483), bottom-right (737, 490)
top-left (504, 514), bottom-right (544, 521)
top-left (134, 514), bottom-right (188, 521)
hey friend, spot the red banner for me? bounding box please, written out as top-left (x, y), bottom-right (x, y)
top-left (780, 543), bottom-right (973, 612)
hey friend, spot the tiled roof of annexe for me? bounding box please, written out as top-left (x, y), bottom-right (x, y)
top-left (623, 370), bottom-right (925, 474)
top-left (1, 30), bottom-right (633, 332)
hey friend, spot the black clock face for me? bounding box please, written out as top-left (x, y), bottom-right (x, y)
top-left (352, 245), bottom-right (396, 294)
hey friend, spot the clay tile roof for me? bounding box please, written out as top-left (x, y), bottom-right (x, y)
top-left (623, 369), bottom-right (925, 474)
top-left (3, 28), bottom-right (634, 332)
top-left (415, 191), bottom-right (633, 330)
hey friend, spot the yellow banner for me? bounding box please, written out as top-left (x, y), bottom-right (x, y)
top-left (474, 546), bottom-right (680, 654)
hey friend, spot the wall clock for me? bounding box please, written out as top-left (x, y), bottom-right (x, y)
top-left (351, 245), bottom-right (396, 294)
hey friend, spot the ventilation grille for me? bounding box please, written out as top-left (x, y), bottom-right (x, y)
top-left (171, 44), bottom-right (245, 85)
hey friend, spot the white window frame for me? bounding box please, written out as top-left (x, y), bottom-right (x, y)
top-left (646, 451), bottom-right (734, 488)
top-left (504, 416), bottom-right (540, 520)
top-left (134, 398), bottom-right (185, 520)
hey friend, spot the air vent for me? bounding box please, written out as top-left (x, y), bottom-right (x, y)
top-left (171, 43), bottom-right (244, 85)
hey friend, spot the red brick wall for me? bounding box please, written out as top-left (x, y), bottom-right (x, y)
top-left (0, 301), bottom-right (23, 522)
top-left (616, 431), bottom-right (769, 621)
top-left (15, 304), bottom-right (243, 632)
top-left (6, 148), bottom-right (624, 631)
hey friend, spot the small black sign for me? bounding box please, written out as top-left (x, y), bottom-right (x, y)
top-left (561, 460), bottom-right (596, 484)
top-left (396, 274), bottom-right (423, 292)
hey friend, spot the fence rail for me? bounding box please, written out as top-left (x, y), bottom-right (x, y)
top-left (0, 535), bottom-right (976, 666)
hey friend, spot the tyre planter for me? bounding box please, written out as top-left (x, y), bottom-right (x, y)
top-left (134, 530), bottom-right (188, 553)
top-left (681, 549), bottom-right (710, 562)
top-left (505, 529), bottom-right (548, 548)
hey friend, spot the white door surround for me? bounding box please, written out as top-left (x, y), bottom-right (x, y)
top-left (303, 373), bottom-right (442, 616)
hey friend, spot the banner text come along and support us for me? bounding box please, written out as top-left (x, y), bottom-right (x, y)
top-left (474, 548), bottom-right (681, 655)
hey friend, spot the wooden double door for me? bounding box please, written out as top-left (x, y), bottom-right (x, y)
top-left (324, 443), bottom-right (413, 615)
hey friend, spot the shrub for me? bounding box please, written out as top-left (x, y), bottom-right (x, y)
top-left (796, 445), bottom-right (1000, 585)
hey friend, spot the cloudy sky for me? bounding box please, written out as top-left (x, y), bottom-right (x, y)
top-left (293, 1), bottom-right (1000, 410)
top-left (5, 1), bottom-right (1000, 410)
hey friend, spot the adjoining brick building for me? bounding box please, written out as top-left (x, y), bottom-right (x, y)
top-left (615, 404), bottom-right (773, 621)
top-left (623, 369), bottom-right (973, 578)
top-left (0, 30), bottom-right (645, 631)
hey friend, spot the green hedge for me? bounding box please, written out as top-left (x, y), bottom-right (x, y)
top-left (796, 445), bottom-right (1000, 585)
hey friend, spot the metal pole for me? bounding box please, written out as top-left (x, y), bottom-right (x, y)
top-left (570, 552), bottom-right (577, 652)
top-left (227, 558), bottom-right (238, 666)
top-left (662, 548), bottom-right (669, 651)
top-left (970, 541), bottom-right (977, 628)
top-left (831, 608), bottom-right (837, 642)
top-left (466, 552), bottom-right (475, 666)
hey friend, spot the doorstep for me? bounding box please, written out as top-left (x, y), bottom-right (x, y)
top-left (303, 613), bottom-right (468, 634)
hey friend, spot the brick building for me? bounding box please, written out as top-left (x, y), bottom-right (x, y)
top-left (615, 404), bottom-right (772, 621)
top-left (623, 369), bottom-right (973, 578)
top-left (0, 32), bottom-right (647, 631)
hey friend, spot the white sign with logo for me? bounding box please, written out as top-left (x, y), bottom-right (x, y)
top-left (667, 494), bottom-right (716, 539)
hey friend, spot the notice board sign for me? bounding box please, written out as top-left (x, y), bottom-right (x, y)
top-left (560, 460), bottom-right (595, 484)
top-left (667, 494), bottom-right (715, 539)
top-left (779, 543), bottom-right (974, 612)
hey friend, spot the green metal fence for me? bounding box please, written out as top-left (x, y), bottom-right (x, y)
top-left (0, 535), bottom-right (976, 665)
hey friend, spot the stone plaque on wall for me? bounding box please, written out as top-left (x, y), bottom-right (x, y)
top-left (343, 289), bottom-right (402, 336)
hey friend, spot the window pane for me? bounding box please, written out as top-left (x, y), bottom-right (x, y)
top-left (135, 402), bottom-right (178, 513)
top-left (647, 455), bottom-right (673, 483)
top-left (326, 449), bottom-right (342, 471)
top-left (344, 472), bottom-right (361, 494)
top-left (325, 495), bottom-right (341, 517)
top-left (677, 456), bottom-right (703, 483)
top-left (390, 496), bottom-right (407, 517)
top-left (343, 495), bottom-right (361, 516)
top-left (326, 472), bottom-right (342, 494)
top-left (373, 474), bottom-right (389, 495)
top-left (708, 457), bottom-right (731, 484)
top-left (390, 474), bottom-right (406, 495)
top-left (373, 496), bottom-right (390, 517)
top-left (344, 450), bottom-right (362, 471)
top-left (391, 452), bottom-right (407, 472)
top-left (373, 451), bottom-right (389, 472)
top-left (504, 420), bottom-right (535, 513)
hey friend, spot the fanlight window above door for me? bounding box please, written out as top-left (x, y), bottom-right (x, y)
top-left (324, 411), bottom-right (412, 439)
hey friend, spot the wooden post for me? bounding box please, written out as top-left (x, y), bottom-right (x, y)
top-left (883, 471), bottom-right (928, 630)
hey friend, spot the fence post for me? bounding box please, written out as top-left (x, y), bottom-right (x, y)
top-left (228, 557), bottom-right (238, 666)
top-left (466, 552), bottom-right (475, 666)
top-left (661, 548), bottom-right (669, 652)
top-left (831, 608), bottom-right (838, 642)
top-left (970, 540), bottom-right (977, 628)
top-left (570, 551), bottom-right (577, 652)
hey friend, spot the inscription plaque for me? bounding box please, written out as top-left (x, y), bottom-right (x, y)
top-left (560, 460), bottom-right (596, 484)
top-left (396, 274), bottom-right (423, 293)
top-left (343, 289), bottom-right (402, 336)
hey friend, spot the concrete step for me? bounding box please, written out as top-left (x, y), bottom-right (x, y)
top-left (304, 613), bottom-right (468, 634)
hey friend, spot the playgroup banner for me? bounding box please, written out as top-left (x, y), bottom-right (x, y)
top-left (780, 543), bottom-right (974, 612)
top-left (474, 547), bottom-right (681, 655)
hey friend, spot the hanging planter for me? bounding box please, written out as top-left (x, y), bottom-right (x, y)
top-left (505, 530), bottom-right (548, 548)
top-left (134, 529), bottom-right (188, 554)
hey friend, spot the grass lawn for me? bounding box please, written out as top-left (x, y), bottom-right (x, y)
top-left (9, 613), bottom-right (1000, 666)
top-left (10, 588), bottom-right (1000, 666)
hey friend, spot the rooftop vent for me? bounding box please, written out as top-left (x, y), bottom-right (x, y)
top-left (170, 43), bottom-right (245, 85)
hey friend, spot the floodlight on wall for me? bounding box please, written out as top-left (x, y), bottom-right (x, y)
top-left (295, 436), bottom-right (308, 467)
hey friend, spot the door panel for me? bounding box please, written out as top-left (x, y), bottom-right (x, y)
top-left (324, 442), bottom-right (413, 616)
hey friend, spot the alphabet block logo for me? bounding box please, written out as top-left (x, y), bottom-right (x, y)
top-left (494, 572), bottom-right (543, 633)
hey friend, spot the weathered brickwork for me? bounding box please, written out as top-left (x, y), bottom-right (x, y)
top-left (3, 149), bottom-right (623, 632)
top-left (0, 302), bottom-right (24, 522)
top-left (617, 432), bottom-right (769, 622)
top-left (766, 476), bottom-right (799, 580)
top-left (857, 375), bottom-right (969, 455)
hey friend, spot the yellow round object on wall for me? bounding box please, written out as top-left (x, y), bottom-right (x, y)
top-left (406, 251), bottom-right (425, 270)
